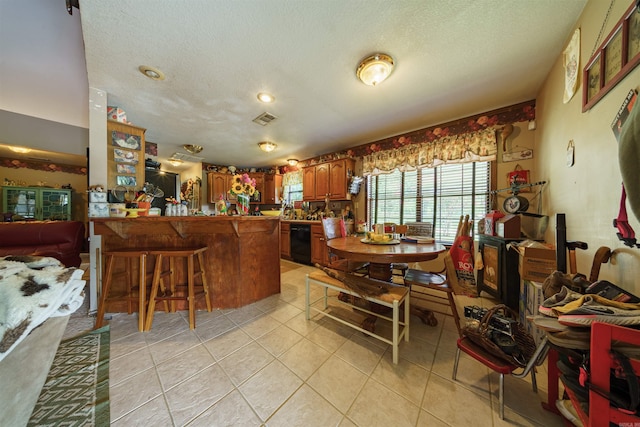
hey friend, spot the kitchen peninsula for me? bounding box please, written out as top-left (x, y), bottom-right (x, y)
top-left (91, 216), bottom-right (280, 311)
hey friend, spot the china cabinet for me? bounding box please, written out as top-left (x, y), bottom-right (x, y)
top-left (2, 186), bottom-right (72, 220)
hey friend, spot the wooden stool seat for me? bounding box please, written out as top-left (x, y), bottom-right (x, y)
top-left (145, 247), bottom-right (211, 330)
top-left (95, 249), bottom-right (149, 332)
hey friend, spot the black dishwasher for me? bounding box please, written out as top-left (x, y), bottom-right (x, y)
top-left (290, 224), bottom-right (311, 265)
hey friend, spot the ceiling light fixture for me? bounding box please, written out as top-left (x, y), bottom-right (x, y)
top-left (356, 53), bottom-right (395, 86)
top-left (287, 159), bottom-right (299, 166)
top-left (167, 158), bottom-right (183, 167)
top-left (257, 92), bottom-right (275, 103)
top-left (183, 144), bottom-right (203, 154)
top-left (258, 141), bottom-right (277, 152)
top-left (138, 65), bottom-right (165, 81)
top-left (9, 146), bottom-right (31, 154)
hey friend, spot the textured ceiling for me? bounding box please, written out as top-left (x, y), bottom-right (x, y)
top-left (2, 0), bottom-right (588, 170)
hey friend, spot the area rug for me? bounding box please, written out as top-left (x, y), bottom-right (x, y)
top-left (28, 326), bottom-right (110, 426)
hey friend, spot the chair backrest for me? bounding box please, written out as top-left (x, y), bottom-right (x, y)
top-left (322, 218), bottom-right (345, 241)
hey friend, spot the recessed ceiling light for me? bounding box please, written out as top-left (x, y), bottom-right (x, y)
top-left (257, 92), bottom-right (275, 103)
top-left (138, 65), bottom-right (165, 81)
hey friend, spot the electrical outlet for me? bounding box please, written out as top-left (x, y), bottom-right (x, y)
top-left (330, 202), bottom-right (340, 209)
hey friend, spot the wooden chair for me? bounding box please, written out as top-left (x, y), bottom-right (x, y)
top-left (322, 218), bottom-right (368, 274)
top-left (403, 252), bottom-right (462, 333)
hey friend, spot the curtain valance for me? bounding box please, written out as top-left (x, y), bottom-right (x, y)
top-left (362, 128), bottom-right (497, 176)
top-left (282, 169), bottom-right (303, 186)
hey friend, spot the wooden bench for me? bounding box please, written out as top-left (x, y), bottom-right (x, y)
top-left (305, 270), bottom-right (410, 364)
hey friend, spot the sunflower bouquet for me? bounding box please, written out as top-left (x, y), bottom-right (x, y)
top-left (230, 174), bottom-right (258, 197)
top-left (230, 173), bottom-right (258, 215)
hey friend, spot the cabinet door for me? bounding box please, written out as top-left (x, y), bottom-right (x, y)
top-left (264, 174), bottom-right (282, 204)
top-left (3, 187), bottom-right (37, 219)
top-left (40, 189), bottom-right (71, 220)
top-left (315, 163), bottom-right (330, 200)
top-left (310, 224), bottom-right (326, 265)
top-left (328, 160), bottom-right (348, 199)
top-left (303, 167), bottom-right (316, 201)
top-left (280, 222), bottom-right (291, 258)
top-left (208, 173), bottom-right (228, 203)
top-left (249, 173), bottom-right (265, 204)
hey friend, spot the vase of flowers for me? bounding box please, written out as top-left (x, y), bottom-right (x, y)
top-left (230, 173), bottom-right (257, 215)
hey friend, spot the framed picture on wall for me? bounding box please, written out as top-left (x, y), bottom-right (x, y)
top-left (583, 2), bottom-right (640, 111)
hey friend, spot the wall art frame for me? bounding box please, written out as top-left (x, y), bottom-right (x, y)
top-left (582, 2), bottom-right (640, 111)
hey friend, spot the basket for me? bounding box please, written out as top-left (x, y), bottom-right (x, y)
top-left (462, 304), bottom-right (537, 367)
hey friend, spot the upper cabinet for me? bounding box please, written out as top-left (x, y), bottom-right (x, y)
top-left (303, 159), bottom-right (354, 201)
top-left (264, 174), bottom-right (283, 204)
top-left (208, 172), bottom-right (279, 205)
top-left (208, 172), bottom-right (232, 203)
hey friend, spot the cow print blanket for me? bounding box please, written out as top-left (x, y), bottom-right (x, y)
top-left (0, 256), bottom-right (85, 362)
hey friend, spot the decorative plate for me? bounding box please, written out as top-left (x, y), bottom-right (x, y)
top-left (360, 238), bottom-right (401, 245)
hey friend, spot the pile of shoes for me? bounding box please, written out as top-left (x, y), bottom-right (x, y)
top-left (538, 280), bottom-right (640, 328)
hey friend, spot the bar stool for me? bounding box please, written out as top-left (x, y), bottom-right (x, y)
top-left (144, 247), bottom-right (211, 330)
top-left (95, 249), bottom-right (149, 332)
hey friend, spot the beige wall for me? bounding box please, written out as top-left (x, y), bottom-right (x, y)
top-left (536, 0), bottom-right (640, 292)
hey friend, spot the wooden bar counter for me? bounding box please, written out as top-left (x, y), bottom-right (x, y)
top-left (91, 216), bottom-right (281, 311)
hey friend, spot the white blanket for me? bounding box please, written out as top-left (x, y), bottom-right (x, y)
top-left (0, 256), bottom-right (85, 362)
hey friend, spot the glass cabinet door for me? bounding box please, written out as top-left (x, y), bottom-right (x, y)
top-left (5, 187), bottom-right (37, 219)
top-left (41, 189), bottom-right (70, 220)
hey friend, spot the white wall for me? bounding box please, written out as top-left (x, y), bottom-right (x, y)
top-left (536, 0), bottom-right (640, 292)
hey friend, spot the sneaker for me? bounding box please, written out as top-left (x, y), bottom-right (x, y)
top-left (555, 399), bottom-right (583, 426)
top-left (557, 296), bottom-right (640, 327)
top-left (546, 328), bottom-right (591, 349)
top-left (538, 286), bottom-right (582, 317)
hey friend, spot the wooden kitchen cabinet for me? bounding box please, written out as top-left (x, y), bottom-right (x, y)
top-left (303, 167), bottom-right (316, 201)
top-left (280, 221), bottom-right (291, 258)
top-left (303, 158), bottom-right (354, 201)
top-left (208, 172), bottom-right (235, 203)
top-left (264, 174), bottom-right (282, 204)
top-left (310, 223), bottom-right (328, 266)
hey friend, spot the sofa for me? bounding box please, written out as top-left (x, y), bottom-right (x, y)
top-left (0, 221), bottom-right (85, 267)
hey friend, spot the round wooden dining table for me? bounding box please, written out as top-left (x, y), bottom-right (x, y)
top-left (326, 235), bottom-right (447, 331)
top-left (326, 235), bottom-right (446, 281)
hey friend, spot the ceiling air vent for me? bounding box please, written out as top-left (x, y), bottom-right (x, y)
top-left (170, 152), bottom-right (205, 162)
top-left (252, 112), bottom-right (278, 126)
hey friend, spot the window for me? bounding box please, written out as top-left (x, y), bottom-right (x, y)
top-left (283, 183), bottom-right (303, 203)
top-left (366, 162), bottom-right (492, 243)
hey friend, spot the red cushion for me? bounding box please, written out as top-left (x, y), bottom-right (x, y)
top-left (457, 337), bottom-right (516, 374)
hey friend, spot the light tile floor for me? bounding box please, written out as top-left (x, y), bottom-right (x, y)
top-left (71, 260), bottom-right (565, 426)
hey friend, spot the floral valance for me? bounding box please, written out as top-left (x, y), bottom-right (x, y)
top-left (362, 128), bottom-right (497, 176)
top-left (283, 169), bottom-right (302, 186)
